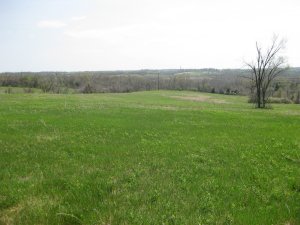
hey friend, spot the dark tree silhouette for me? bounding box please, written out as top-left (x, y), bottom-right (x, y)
top-left (246, 36), bottom-right (288, 108)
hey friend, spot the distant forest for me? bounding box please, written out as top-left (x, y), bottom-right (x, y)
top-left (1, 68), bottom-right (300, 103)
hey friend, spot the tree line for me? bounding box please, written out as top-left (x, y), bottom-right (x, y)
top-left (0, 68), bottom-right (299, 104)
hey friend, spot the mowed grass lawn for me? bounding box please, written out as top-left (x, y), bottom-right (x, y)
top-left (0, 91), bottom-right (299, 225)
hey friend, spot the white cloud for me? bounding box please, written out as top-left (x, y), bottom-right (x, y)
top-left (64, 25), bottom-right (138, 39)
top-left (65, 29), bottom-right (105, 39)
top-left (71, 16), bottom-right (87, 21)
top-left (37, 20), bottom-right (67, 28)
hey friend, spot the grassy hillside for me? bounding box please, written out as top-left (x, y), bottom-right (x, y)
top-left (0, 91), bottom-right (299, 225)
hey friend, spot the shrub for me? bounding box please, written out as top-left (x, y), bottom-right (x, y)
top-left (23, 88), bottom-right (33, 93)
top-left (82, 84), bottom-right (95, 93)
top-left (267, 97), bottom-right (293, 104)
top-left (248, 94), bottom-right (257, 103)
top-left (5, 87), bottom-right (12, 94)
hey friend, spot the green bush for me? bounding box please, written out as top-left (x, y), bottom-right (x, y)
top-left (267, 97), bottom-right (293, 104)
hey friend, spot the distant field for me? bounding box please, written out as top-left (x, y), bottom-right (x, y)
top-left (0, 91), bottom-right (299, 225)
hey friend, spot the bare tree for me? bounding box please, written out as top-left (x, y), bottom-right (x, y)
top-left (245, 36), bottom-right (288, 108)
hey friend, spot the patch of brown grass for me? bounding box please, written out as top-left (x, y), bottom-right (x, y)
top-left (0, 204), bottom-right (23, 225)
top-left (171, 95), bottom-right (227, 104)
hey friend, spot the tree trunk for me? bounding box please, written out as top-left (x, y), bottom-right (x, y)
top-left (262, 91), bottom-right (266, 108)
top-left (256, 85), bottom-right (261, 108)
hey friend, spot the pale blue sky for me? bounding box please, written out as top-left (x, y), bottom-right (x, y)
top-left (0, 0), bottom-right (299, 72)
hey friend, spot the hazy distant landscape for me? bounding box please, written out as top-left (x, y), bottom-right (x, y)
top-left (1, 68), bottom-right (300, 103)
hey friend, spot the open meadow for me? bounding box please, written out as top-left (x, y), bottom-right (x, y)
top-left (0, 91), bottom-right (299, 225)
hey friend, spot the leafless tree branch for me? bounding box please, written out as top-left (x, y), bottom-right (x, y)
top-left (245, 36), bottom-right (288, 108)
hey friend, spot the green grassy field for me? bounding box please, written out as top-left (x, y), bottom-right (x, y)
top-left (0, 91), bottom-right (299, 225)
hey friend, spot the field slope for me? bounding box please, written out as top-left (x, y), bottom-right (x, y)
top-left (0, 91), bottom-right (299, 225)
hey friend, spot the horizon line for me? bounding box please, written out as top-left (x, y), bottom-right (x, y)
top-left (1, 66), bottom-right (300, 74)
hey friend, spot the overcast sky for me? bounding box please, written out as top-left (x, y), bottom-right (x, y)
top-left (0, 0), bottom-right (299, 72)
